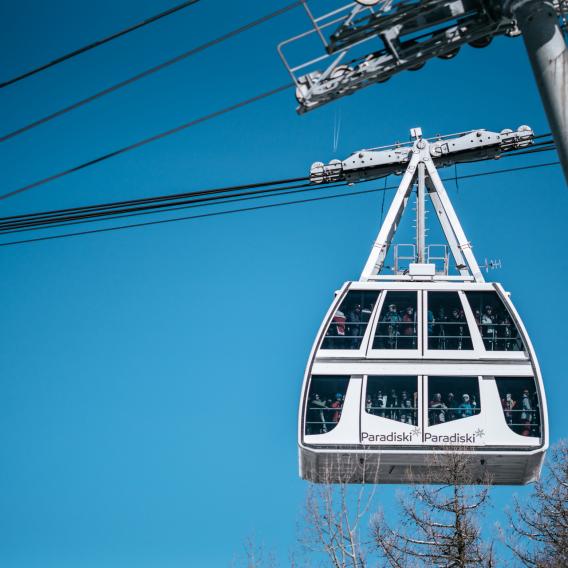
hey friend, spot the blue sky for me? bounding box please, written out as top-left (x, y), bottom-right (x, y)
top-left (0, 1), bottom-right (565, 566)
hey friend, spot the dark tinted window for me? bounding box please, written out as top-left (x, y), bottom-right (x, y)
top-left (465, 291), bottom-right (525, 352)
top-left (322, 291), bottom-right (379, 350)
top-left (427, 292), bottom-right (472, 350)
top-left (366, 376), bottom-right (418, 425)
top-left (305, 376), bottom-right (350, 435)
top-left (428, 376), bottom-right (481, 426)
top-left (495, 377), bottom-right (541, 437)
top-left (373, 291), bottom-right (418, 349)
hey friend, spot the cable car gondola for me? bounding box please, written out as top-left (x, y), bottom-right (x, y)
top-left (299, 126), bottom-right (549, 485)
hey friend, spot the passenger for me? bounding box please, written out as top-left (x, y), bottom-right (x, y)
top-left (375, 390), bottom-right (385, 418)
top-left (471, 394), bottom-right (478, 414)
top-left (450, 307), bottom-right (466, 349)
top-left (401, 306), bottom-right (417, 348)
top-left (400, 390), bottom-right (413, 424)
top-left (429, 393), bottom-right (447, 425)
top-left (347, 304), bottom-right (363, 348)
top-left (499, 313), bottom-right (522, 351)
top-left (387, 388), bottom-right (399, 421)
top-left (458, 393), bottom-right (474, 418)
top-left (502, 393), bottom-right (516, 426)
top-left (330, 307), bottom-right (347, 348)
top-left (310, 393), bottom-right (328, 434)
top-left (481, 305), bottom-right (497, 350)
top-left (499, 313), bottom-right (512, 351)
top-left (474, 309), bottom-right (482, 332)
top-left (383, 304), bottom-right (402, 348)
top-left (520, 389), bottom-right (533, 436)
top-left (365, 395), bottom-right (373, 415)
top-left (331, 393), bottom-right (343, 423)
top-left (436, 306), bottom-right (448, 349)
top-left (446, 392), bottom-right (457, 422)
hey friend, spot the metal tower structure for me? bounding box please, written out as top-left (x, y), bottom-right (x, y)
top-left (310, 125), bottom-right (534, 280)
top-left (278, 0), bottom-right (568, 182)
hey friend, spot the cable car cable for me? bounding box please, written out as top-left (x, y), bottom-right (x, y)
top-left (0, 0), bottom-right (201, 89)
top-left (0, 175), bottom-right (310, 223)
top-left (0, 83), bottom-right (293, 202)
top-left (0, 181), bottom-right (347, 236)
top-left (0, 179), bottom-right (333, 232)
top-left (0, 160), bottom-right (560, 247)
top-left (0, 1), bottom-right (303, 143)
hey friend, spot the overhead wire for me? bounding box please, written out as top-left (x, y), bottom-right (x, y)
top-left (0, 179), bottom-right (323, 232)
top-left (0, 1), bottom-right (303, 143)
top-left (0, 143), bottom-right (557, 233)
top-left (0, 0), bottom-right (201, 89)
top-left (0, 160), bottom-right (560, 247)
top-left (0, 83), bottom-right (293, 201)
top-left (0, 175), bottom-right (309, 222)
top-left (0, 181), bottom-right (347, 236)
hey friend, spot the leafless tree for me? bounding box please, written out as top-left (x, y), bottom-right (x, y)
top-left (505, 441), bottom-right (568, 568)
top-left (298, 454), bottom-right (379, 568)
top-left (232, 535), bottom-right (278, 568)
top-left (371, 450), bottom-right (495, 568)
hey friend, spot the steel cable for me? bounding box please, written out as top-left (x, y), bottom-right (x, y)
top-left (0, 0), bottom-right (201, 89)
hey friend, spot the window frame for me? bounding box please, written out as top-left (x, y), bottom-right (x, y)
top-left (423, 290), bottom-right (486, 359)
top-left (366, 289), bottom-right (423, 359)
top-left (422, 375), bottom-right (486, 445)
top-left (464, 287), bottom-right (528, 359)
top-left (360, 374), bottom-right (423, 446)
top-left (316, 287), bottom-right (382, 358)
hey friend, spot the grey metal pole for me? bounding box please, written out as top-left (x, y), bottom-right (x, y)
top-left (416, 161), bottom-right (426, 263)
top-left (513, 0), bottom-right (568, 184)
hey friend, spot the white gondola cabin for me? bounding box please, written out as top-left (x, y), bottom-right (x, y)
top-left (299, 127), bottom-right (549, 484)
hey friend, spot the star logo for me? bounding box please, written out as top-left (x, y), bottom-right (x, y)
top-left (411, 427), bottom-right (421, 438)
top-left (474, 428), bottom-right (485, 438)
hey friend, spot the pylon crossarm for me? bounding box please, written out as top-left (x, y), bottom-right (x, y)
top-left (309, 126), bottom-right (533, 184)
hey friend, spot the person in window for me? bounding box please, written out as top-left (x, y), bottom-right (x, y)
top-left (502, 393), bottom-right (516, 426)
top-left (446, 392), bottom-right (457, 422)
top-left (387, 388), bottom-right (399, 421)
top-left (429, 393), bottom-right (447, 425)
top-left (330, 308), bottom-right (347, 348)
top-left (474, 308), bottom-right (482, 333)
top-left (382, 304), bottom-right (401, 348)
top-left (375, 390), bottom-right (385, 418)
top-left (310, 393), bottom-right (328, 434)
top-left (366, 395), bottom-right (373, 415)
top-left (481, 305), bottom-right (497, 350)
top-left (400, 390), bottom-right (413, 424)
top-left (347, 304), bottom-right (363, 349)
top-left (450, 307), bottom-right (466, 349)
top-left (520, 389), bottom-right (533, 436)
top-left (436, 306), bottom-right (448, 349)
top-left (331, 393), bottom-right (343, 423)
top-left (458, 393), bottom-right (474, 418)
top-left (401, 306), bottom-right (417, 348)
